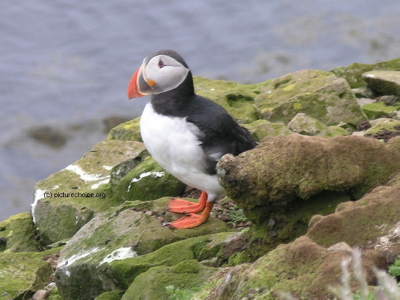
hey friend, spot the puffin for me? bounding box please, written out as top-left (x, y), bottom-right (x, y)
top-left (127, 49), bottom-right (256, 229)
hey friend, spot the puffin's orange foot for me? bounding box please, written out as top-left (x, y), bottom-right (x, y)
top-left (167, 191), bottom-right (207, 214)
top-left (168, 201), bottom-right (214, 229)
top-left (168, 213), bottom-right (208, 229)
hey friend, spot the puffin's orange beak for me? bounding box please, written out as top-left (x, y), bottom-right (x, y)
top-left (127, 64), bottom-right (154, 99)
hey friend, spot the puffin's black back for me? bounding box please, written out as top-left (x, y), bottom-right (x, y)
top-left (185, 95), bottom-right (257, 174)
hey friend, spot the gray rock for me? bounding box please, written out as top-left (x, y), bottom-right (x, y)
top-left (363, 70), bottom-right (400, 96)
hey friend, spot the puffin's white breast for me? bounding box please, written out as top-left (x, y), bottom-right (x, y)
top-left (140, 103), bottom-right (223, 199)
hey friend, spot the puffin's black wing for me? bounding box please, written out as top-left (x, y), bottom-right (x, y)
top-left (186, 96), bottom-right (257, 175)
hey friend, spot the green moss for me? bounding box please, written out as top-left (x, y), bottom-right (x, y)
top-left (0, 212), bottom-right (39, 252)
top-left (107, 233), bottom-right (234, 290)
top-left (94, 290), bottom-right (125, 300)
top-left (0, 250), bottom-right (55, 299)
top-left (107, 118), bottom-right (142, 142)
top-left (364, 119), bottom-right (400, 136)
top-left (362, 102), bottom-right (398, 119)
top-left (121, 260), bottom-right (216, 300)
top-left (244, 119), bottom-right (291, 142)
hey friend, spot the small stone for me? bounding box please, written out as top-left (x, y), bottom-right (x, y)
top-left (357, 121), bottom-right (372, 131)
top-left (327, 242), bottom-right (353, 253)
top-left (145, 211), bottom-right (153, 216)
top-left (32, 289), bottom-right (50, 300)
top-left (268, 219), bottom-right (276, 227)
top-left (377, 95), bottom-right (400, 106)
top-left (47, 257), bottom-right (58, 270)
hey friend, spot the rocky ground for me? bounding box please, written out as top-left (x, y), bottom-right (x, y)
top-left (1, 58), bottom-right (400, 300)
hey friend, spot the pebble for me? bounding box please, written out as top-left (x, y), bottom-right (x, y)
top-left (32, 289), bottom-right (50, 300)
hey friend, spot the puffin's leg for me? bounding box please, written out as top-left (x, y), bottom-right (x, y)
top-left (168, 201), bottom-right (214, 229)
top-left (167, 191), bottom-right (207, 214)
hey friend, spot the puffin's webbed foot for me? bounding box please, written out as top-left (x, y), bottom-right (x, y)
top-left (167, 191), bottom-right (207, 214)
top-left (168, 201), bottom-right (214, 229)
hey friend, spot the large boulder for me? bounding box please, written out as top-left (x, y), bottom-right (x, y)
top-left (194, 179), bottom-right (400, 299)
top-left (32, 140), bottom-right (148, 245)
top-left (217, 135), bottom-right (400, 246)
top-left (55, 199), bottom-right (230, 299)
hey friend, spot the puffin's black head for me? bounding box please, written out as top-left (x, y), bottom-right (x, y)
top-left (127, 50), bottom-right (193, 99)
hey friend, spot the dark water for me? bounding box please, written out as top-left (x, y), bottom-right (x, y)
top-left (1, 0), bottom-right (400, 221)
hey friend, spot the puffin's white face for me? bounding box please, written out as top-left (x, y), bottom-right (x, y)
top-left (128, 53), bottom-right (189, 99)
top-left (144, 55), bottom-right (189, 94)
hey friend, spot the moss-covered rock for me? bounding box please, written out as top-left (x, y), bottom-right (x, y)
top-left (362, 101), bottom-right (398, 119)
top-left (121, 259), bottom-right (216, 300)
top-left (194, 179), bottom-right (400, 299)
top-left (94, 290), bottom-right (125, 300)
top-left (0, 212), bottom-right (39, 252)
top-left (364, 118), bottom-right (400, 141)
top-left (107, 117), bottom-right (142, 142)
top-left (217, 135), bottom-right (400, 246)
top-left (0, 249), bottom-right (56, 300)
top-left (307, 179), bottom-right (400, 247)
top-left (112, 156), bottom-right (186, 202)
top-left (287, 113), bottom-right (349, 137)
top-left (33, 140), bottom-right (147, 246)
top-left (107, 232), bottom-right (237, 290)
top-left (253, 70), bottom-right (367, 127)
top-left (331, 57), bottom-right (400, 88)
top-left (55, 199), bottom-right (230, 299)
top-left (244, 119), bottom-right (291, 142)
top-left (193, 77), bottom-right (262, 124)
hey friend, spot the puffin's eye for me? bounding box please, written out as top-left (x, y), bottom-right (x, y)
top-left (158, 60), bottom-right (165, 68)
